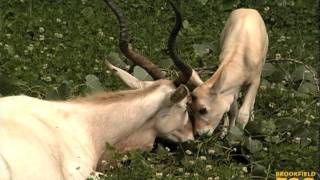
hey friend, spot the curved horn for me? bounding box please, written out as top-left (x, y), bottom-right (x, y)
top-left (168, 1), bottom-right (203, 86)
top-left (167, 1), bottom-right (192, 84)
top-left (104, 0), bottom-right (165, 80)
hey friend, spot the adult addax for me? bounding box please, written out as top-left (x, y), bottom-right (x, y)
top-left (104, 0), bottom-right (195, 141)
top-left (0, 1), bottom-right (194, 180)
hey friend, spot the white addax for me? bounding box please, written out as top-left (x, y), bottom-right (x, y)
top-left (0, 77), bottom-right (191, 180)
top-left (0, 0), bottom-right (195, 179)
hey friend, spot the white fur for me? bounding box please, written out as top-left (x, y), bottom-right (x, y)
top-left (106, 61), bottom-right (194, 142)
top-left (0, 82), bottom-right (190, 180)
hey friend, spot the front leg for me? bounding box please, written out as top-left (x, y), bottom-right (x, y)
top-left (221, 94), bottom-right (239, 138)
top-left (237, 77), bottom-right (260, 128)
top-left (228, 94), bottom-right (239, 128)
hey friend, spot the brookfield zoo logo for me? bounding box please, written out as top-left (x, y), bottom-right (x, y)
top-left (276, 171), bottom-right (317, 180)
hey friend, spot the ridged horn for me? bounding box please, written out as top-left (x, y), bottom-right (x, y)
top-left (105, 0), bottom-right (165, 80)
top-left (167, 1), bottom-right (192, 84)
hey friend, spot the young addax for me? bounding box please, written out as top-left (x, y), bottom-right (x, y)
top-left (169, 7), bottom-right (268, 136)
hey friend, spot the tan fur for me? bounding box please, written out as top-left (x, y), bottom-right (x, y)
top-left (190, 9), bottom-right (268, 135)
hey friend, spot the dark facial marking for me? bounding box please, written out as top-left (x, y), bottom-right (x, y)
top-left (199, 107), bottom-right (208, 115)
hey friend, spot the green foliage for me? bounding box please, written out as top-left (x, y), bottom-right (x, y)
top-left (0, 0), bottom-right (319, 179)
top-left (132, 66), bottom-right (153, 81)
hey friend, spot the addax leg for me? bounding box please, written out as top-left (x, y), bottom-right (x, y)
top-left (237, 77), bottom-right (260, 128)
top-left (221, 94), bottom-right (239, 138)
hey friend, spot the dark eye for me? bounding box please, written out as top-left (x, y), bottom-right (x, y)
top-left (199, 107), bottom-right (208, 115)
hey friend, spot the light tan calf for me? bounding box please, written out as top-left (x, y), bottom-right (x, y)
top-left (0, 80), bottom-right (190, 180)
top-left (169, 8), bottom-right (268, 136)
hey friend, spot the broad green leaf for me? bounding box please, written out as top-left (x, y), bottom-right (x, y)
top-left (133, 66), bottom-right (153, 81)
top-left (158, 57), bottom-right (172, 69)
top-left (0, 75), bottom-right (17, 95)
top-left (252, 164), bottom-right (267, 177)
top-left (192, 42), bottom-right (212, 57)
top-left (81, 7), bottom-right (94, 19)
top-left (260, 120), bottom-right (276, 135)
top-left (196, 0), bottom-right (208, 5)
top-left (45, 87), bottom-right (60, 100)
top-left (244, 137), bottom-right (262, 153)
top-left (265, 135), bottom-right (283, 144)
top-left (291, 65), bottom-right (314, 82)
top-left (246, 119), bottom-right (276, 136)
top-left (268, 69), bottom-right (286, 83)
top-left (182, 20), bottom-right (191, 29)
top-left (85, 74), bottom-right (104, 92)
top-left (6, 44), bottom-right (15, 55)
top-left (220, 0), bottom-right (240, 10)
top-left (57, 81), bottom-right (71, 100)
top-left (107, 52), bottom-right (127, 69)
top-left (45, 82), bottom-right (71, 100)
top-left (226, 126), bottom-right (244, 145)
top-left (298, 81), bottom-right (317, 94)
top-left (262, 63), bottom-right (276, 77)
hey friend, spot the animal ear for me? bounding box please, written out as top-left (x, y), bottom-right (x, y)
top-left (209, 70), bottom-right (227, 95)
top-left (170, 84), bottom-right (189, 103)
top-left (106, 60), bottom-right (154, 89)
top-left (209, 84), bottom-right (220, 95)
top-left (187, 69), bottom-right (204, 88)
top-left (209, 70), bottom-right (239, 95)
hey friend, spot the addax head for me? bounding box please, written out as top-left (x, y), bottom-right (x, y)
top-left (105, 0), bottom-right (194, 142)
top-left (166, 2), bottom-right (233, 136)
top-left (154, 84), bottom-right (194, 142)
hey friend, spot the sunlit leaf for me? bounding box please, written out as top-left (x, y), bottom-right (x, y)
top-left (262, 63), bottom-right (276, 77)
top-left (81, 7), bottom-right (94, 19)
top-left (226, 126), bottom-right (244, 145)
top-left (196, 0), bottom-right (208, 5)
top-left (45, 87), bottom-right (60, 100)
top-left (291, 65), bottom-right (314, 82)
top-left (107, 52), bottom-right (127, 69)
top-left (132, 66), bottom-right (153, 81)
top-left (6, 44), bottom-right (15, 55)
top-left (182, 20), bottom-right (191, 29)
top-left (244, 137), bottom-right (262, 153)
top-left (0, 74), bottom-right (17, 95)
top-left (85, 74), bottom-right (104, 92)
top-left (57, 81), bottom-right (71, 100)
top-left (297, 81), bottom-right (317, 94)
top-left (252, 164), bottom-right (267, 177)
top-left (192, 42), bottom-right (212, 57)
top-left (220, 0), bottom-right (240, 10)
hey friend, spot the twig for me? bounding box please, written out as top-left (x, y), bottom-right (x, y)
top-left (160, 65), bottom-right (218, 76)
top-left (194, 65), bottom-right (218, 71)
top-left (266, 58), bottom-right (320, 95)
top-left (265, 162), bottom-right (272, 180)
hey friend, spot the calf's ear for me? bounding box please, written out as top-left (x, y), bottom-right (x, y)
top-left (170, 84), bottom-right (189, 103)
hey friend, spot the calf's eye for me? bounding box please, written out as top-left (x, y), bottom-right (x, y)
top-left (199, 107), bottom-right (208, 115)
